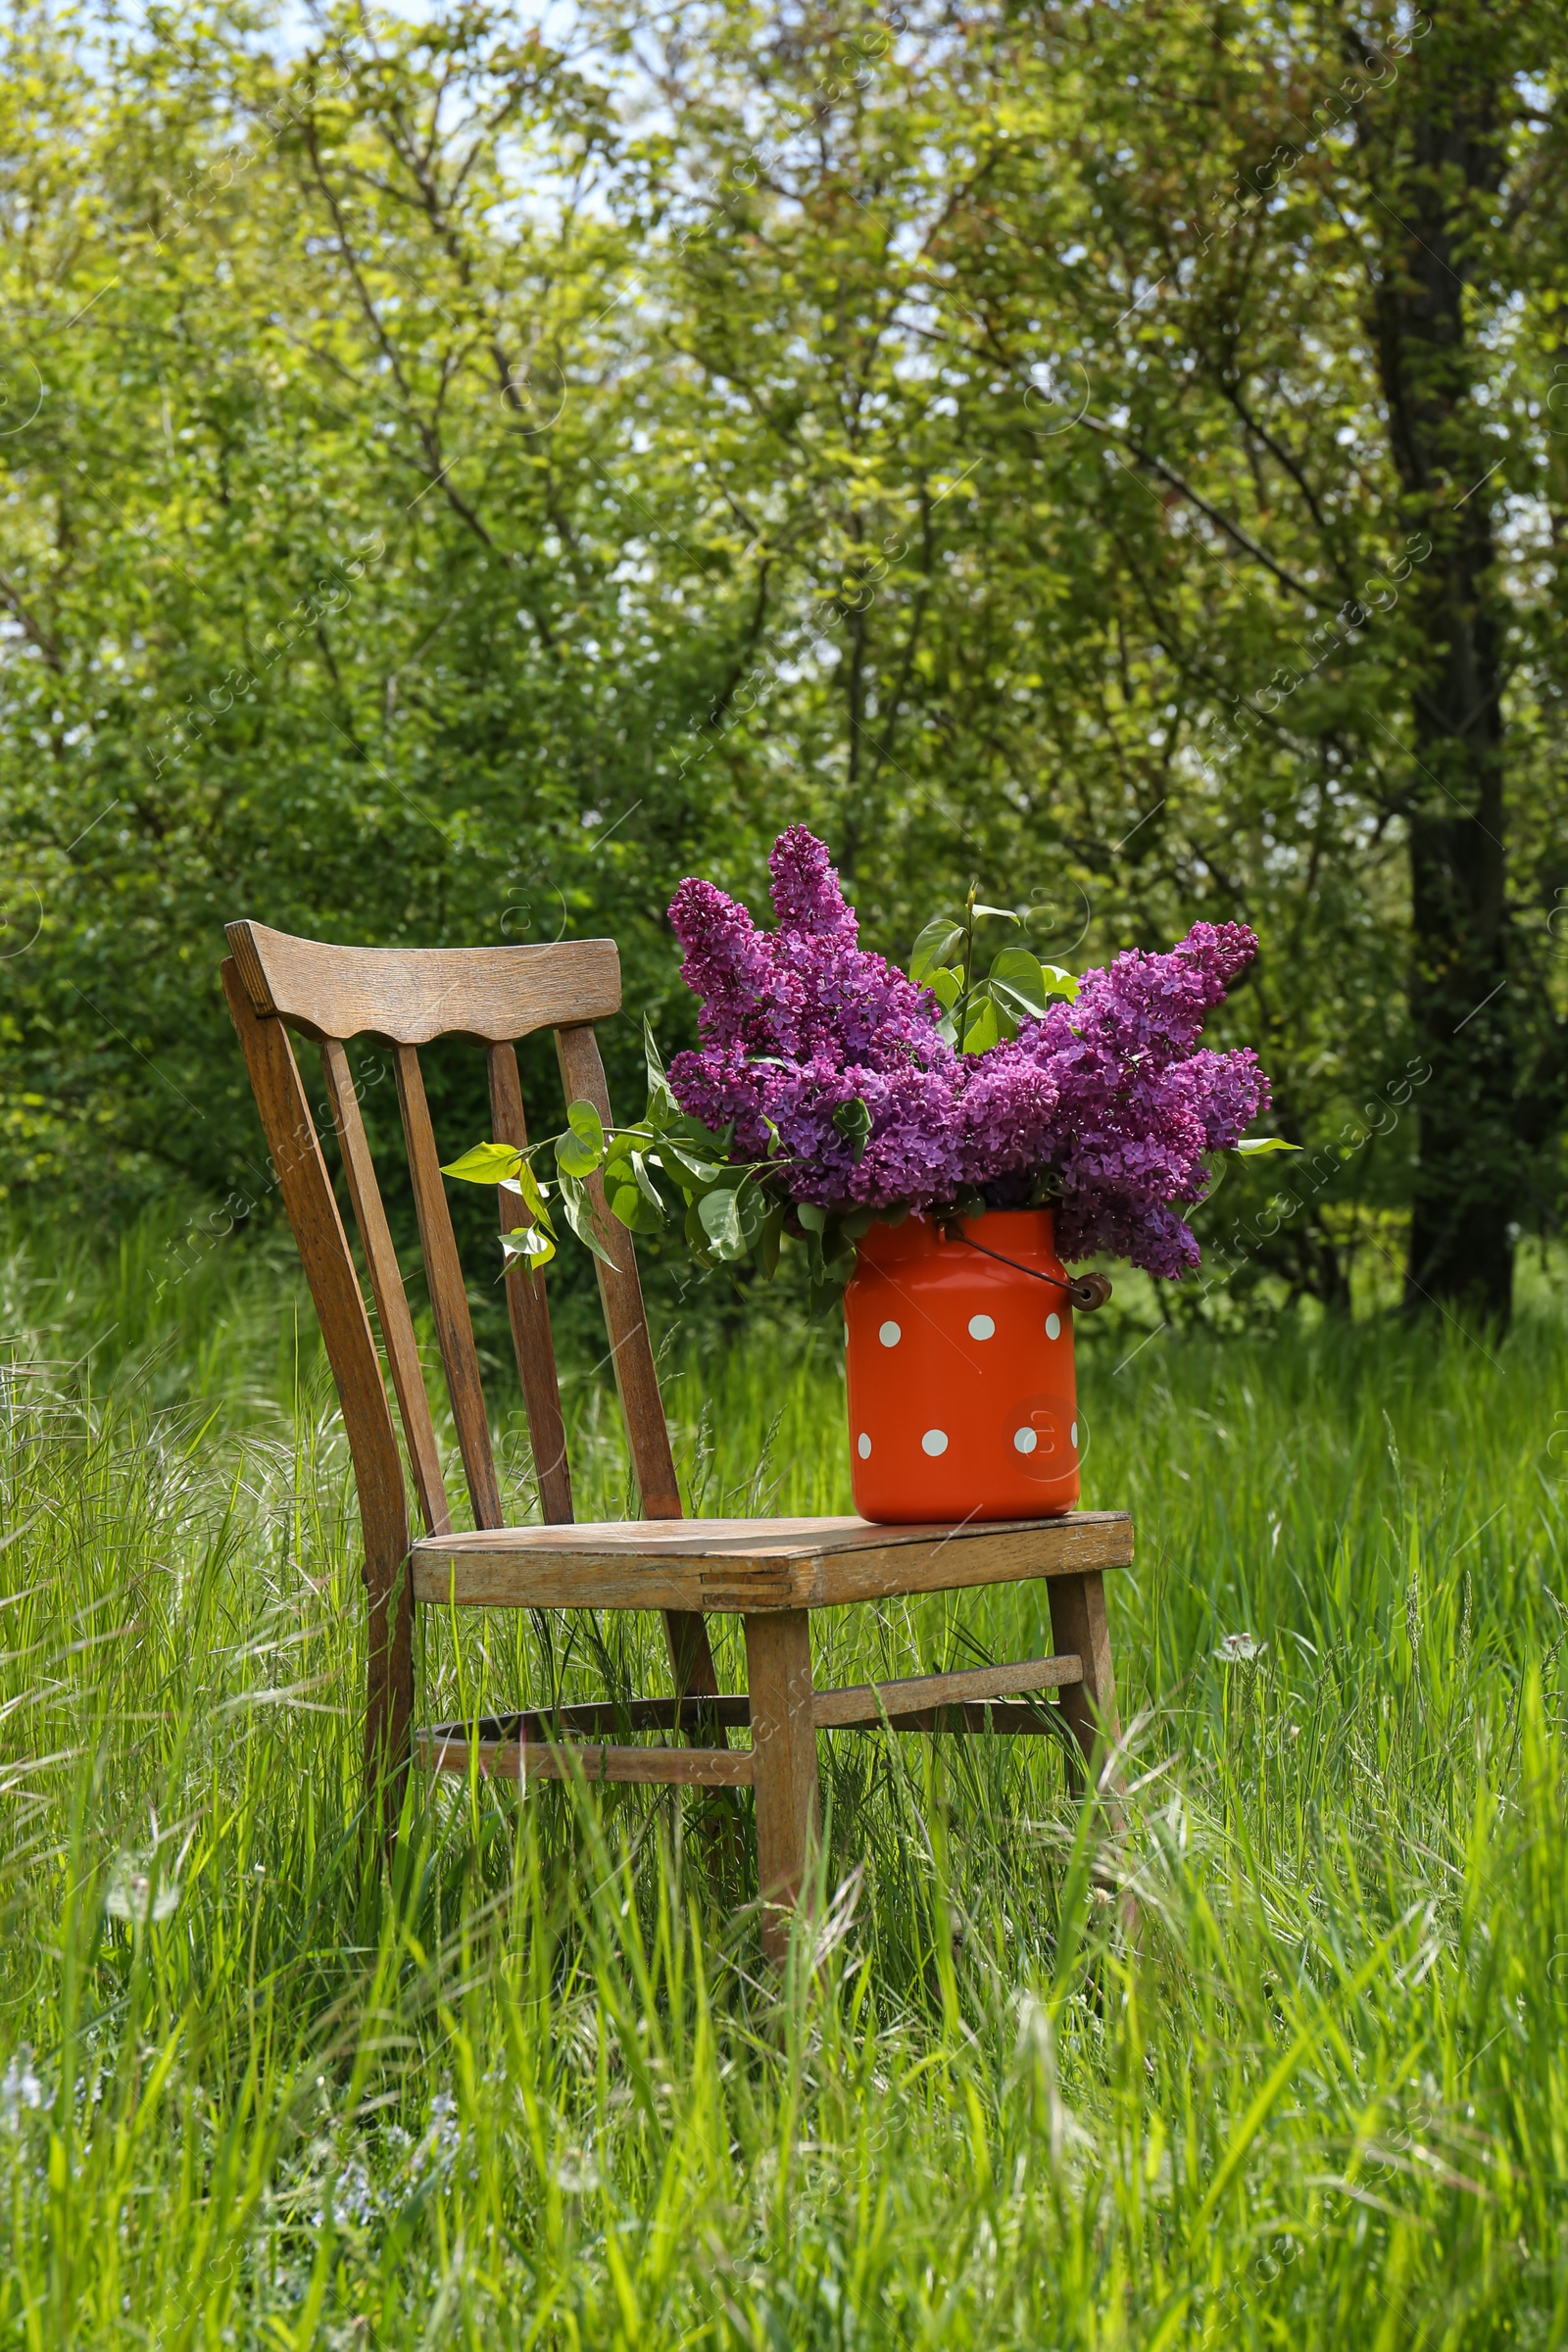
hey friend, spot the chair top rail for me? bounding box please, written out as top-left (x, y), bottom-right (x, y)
top-left (226, 919), bottom-right (621, 1044)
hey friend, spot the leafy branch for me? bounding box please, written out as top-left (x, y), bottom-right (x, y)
top-left (909, 885), bottom-right (1079, 1053)
top-left (442, 1019), bottom-right (801, 1284)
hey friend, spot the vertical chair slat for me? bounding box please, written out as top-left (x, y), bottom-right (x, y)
top-left (321, 1038), bottom-right (453, 1540)
top-left (486, 1044), bottom-right (573, 1526)
top-left (554, 1023), bottom-right (681, 1514)
top-left (394, 1042), bottom-right (505, 1531)
top-left (221, 964), bottom-right (413, 1828)
top-left (554, 1020), bottom-right (724, 1715)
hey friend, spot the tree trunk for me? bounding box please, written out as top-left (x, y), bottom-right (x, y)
top-left (1362, 18), bottom-right (1515, 1322)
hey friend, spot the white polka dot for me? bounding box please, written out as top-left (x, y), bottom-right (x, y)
top-left (1046, 1312), bottom-right (1061, 1341)
top-left (1070, 1421), bottom-right (1079, 1448)
top-left (967, 1313), bottom-right (995, 1341)
top-left (1013, 1427), bottom-right (1038, 1455)
top-left (921, 1429), bottom-right (949, 1456)
top-left (878, 1320), bottom-right (902, 1348)
top-left (857, 1432), bottom-right (871, 1460)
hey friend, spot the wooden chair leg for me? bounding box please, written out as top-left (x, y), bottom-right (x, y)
top-left (1048, 1569), bottom-right (1119, 1795)
top-left (744, 1610), bottom-right (819, 1962)
top-left (366, 1546), bottom-right (415, 1843)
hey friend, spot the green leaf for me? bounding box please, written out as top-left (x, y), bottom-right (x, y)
top-left (796, 1202), bottom-right (827, 1233)
top-left (960, 995), bottom-right (1001, 1054)
top-left (759, 1199), bottom-right (785, 1280)
top-left (988, 945), bottom-right (1052, 1019)
top-left (643, 1016), bottom-right (668, 1094)
top-left (820, 1217), bottom-right (858, 1273)
top-left (698, 1186), bottom-right (748, 1260)
top-left (831, 1098), bottom-right (871, 1161)
top-left (683, 1198), bottom-right (713, 1261)
top-left (554, 1100), bottom-right (606, 1180)
top-left (642, 1017), bottom-right (679, 1126)
top-left (500, 1222), bottom-right (555, 1272)
top-left (604, 1139), bottom-right (667, 1231)
top-left (1235, 1136), bottom-right (1300, 1155)
top-left (970, 903), bottom-right (1021, 924)
top-left (924, 965), bottom-right (961, 1009)
top-left (631, 1150), bottom-right (666, 1211)
top-left (567, 1100), bottom-right (606, 1152)
top-left (659, 1138), bottom-right (723, 1187)
top-left (556, 1169), bottom-right (617, 1265)
top-left (500, 1160), bottom-right (555, 1235)
top-left (671, 1111), bottom-right (733, 1157)
top-left (605, 1173), bottom-right (663, 1235)
top-left (441, 1141), bottom-right (524, 1186)
top-left (1040, 963), bottom-right (1080, 1004)
top-left (556, 1132), bottom-right (601, 1180)
top-left (909, 915), bottom-right (964, 983)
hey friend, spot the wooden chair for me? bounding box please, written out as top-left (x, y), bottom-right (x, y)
top-left (222, 922), bottom-right (1132, 1958)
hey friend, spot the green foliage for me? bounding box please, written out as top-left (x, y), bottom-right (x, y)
top-left (3, 1214), bottom-right (1568, 2339)
top-left (0, 0), bottom-right (1565, 1319)
top-left (910, 891), bottom-right (1079, 1053)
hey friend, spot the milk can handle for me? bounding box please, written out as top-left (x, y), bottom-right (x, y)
top-left (952, 1234), bottom-right (1113, 1313)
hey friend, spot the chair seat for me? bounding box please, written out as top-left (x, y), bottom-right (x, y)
top-left (412, 1507), bottom-right (1132, 1612)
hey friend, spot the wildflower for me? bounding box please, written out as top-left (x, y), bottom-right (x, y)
top-left (105, 1853), bottom-right (179, 1923)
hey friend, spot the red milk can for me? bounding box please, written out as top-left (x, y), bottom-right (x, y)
top-left (843, 1209), bottom-right (1081, 1524)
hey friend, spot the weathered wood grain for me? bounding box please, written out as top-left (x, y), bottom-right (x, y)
top-left (745, 1610), bottom-right (819, 1960)
top-left (486, 1042), bottom-right (572, 1524)
top-left (416, 1731), bottom-right (755, 1788)
top-left (554, 1020), bottom-right (726, 1728)
top-left (222, 962), bottom-right (413, 1831)
top-left (553, 1023), bottom-right (682, 1518)
top-left (226, 920), bottom-right (621, 1045)
top-left (423, 1697), bottom-right (756, 1741)
top-left (1049, 1567), bottom-right (1120, 1786)
top-left (411, 1510), bottom-right (1134, 1612)
top-left (811, 1652), bottom-right (1083, 1728)
top-left (395, 1043), bottom-right (504, 1531)
top-left (321, 1036), bottom-right (452, 1539)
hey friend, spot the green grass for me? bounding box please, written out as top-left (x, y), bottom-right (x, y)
top-left (2, 1208), bottom-right (1567, 2346)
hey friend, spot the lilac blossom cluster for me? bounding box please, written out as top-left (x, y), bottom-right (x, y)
top-left (666, 829), bottom-right (1270, 1278)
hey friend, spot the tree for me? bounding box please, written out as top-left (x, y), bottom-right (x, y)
top-left (2, 0), bottom-right (1564, 1330)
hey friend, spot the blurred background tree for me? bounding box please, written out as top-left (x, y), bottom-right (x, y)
top-left (1, 0), bottom-right (1563, 1330)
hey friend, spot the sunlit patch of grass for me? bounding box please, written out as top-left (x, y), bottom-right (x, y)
top-left (1, 1213), bottom-right (1566, 2344)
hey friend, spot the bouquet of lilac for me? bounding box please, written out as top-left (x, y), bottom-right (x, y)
top-left (443, 827), bottom-right (1288, 1289)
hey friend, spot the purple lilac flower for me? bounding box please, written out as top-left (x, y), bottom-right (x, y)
top-left (666, 830), bottom-right (1272, 1274)
top-left (994, 923), bottom-right (1271, 1273)
top-left (667, 829), bottom-right (963, 1209)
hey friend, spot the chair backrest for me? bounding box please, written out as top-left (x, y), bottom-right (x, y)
top-left (220, 921), bottom-right (682, 1544)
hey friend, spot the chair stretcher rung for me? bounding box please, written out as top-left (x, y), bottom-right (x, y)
top-left (423, 1697), bottom-right (751, 1744)
top-left (416, 1652), bottom-right (1083, 1787)
top-left (813, 1651), bottom-right (1082, 1727)
top-left (416, 1729), bottom-right (755, 1788)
